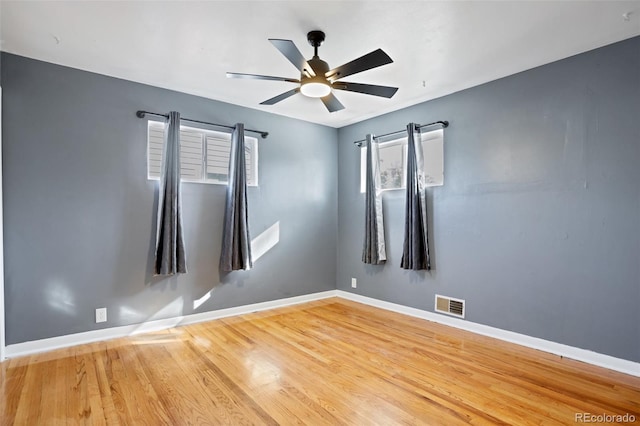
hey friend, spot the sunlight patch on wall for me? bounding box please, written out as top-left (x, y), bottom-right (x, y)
top-left (119, 296), bottom-right (185, 335)
top-left (45, 280), bottom-right (76, 316)
top-left (193, 220), bottom-right (280, 310)
top-left (193, 289), bottom-right (213, 310)
top-left (251, 221), bottom-right (280, 262)
top-left (144, 296), bottom-right (184, 323)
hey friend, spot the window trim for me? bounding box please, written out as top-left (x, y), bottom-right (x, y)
top-left (147, 120), bottom-right (259, 187)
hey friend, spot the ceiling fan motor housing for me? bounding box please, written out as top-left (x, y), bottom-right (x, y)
top-left (304, 57), bottom-right (329, 80)
top-left (301, 56), bottom-right (331, 97)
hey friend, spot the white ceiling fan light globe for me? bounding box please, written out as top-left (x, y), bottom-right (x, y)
top-left (300, 81), bottom-right (331, 98)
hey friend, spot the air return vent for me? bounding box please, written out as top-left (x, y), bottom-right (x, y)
top-left (435, 294), bottom-right (465, 319)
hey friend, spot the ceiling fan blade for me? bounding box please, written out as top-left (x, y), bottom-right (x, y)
top-left (332, 81), bottom-right (398, 98)
top-left (226, 72), bottom-right (300, 83)
top-left (260, 88), bottom-right (300, 105)
top-left (326, 48), bottom-right (393, 81)
top-left (269, 39), bottom-right (316, 76)
top-left (320, 93), bottom-right (345, 113)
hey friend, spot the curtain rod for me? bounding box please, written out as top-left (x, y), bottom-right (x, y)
top-left (136, 110), bottom-right (269, 139)
top-left (353, 120), bottom-right (449, 146)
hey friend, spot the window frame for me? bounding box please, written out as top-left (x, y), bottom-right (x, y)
top-left (360, 128), bottom-right (443, 193)
top-left (147, 120), bottom-right (259, 187)
top-left (376, 137), bottom-right (407, 191)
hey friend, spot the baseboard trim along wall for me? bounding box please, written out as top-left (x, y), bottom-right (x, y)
top-left (336, 291), bottom-right (640, 378)
top-left (5, 289), bottom-right (639, 377)
top-left (4, 290), bottom-right (338, 359)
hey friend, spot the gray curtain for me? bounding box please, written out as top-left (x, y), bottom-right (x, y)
top-left (362, 134), bottom-right (386, 264)
top-left (154, 111), bottom-right (187, 275)
top-left (401, 123), bottom-right (431, 270)
top-left (220, 123), bottom-right (253, 272)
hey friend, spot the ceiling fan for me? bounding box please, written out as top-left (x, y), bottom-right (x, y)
top-left (226, 30), bottom-right (398, 113)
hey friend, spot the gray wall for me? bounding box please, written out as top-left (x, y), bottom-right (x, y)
top-left (3, 36), bottom-right (639, 364)
top-left (2, 53), bottom-right (337, 345)
top-left (337, 37), bottom-right (640, 363)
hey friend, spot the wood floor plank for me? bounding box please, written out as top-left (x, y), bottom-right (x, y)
top-left (12, 352), bottom-right (46, 424)
top-left (320, 300), bottom-right (640, 418)
top-left (192, 321), bottom-right (337, 425)
top-left (0, 360), bottom-right (27, 423)
top-left (217, 317), bottom-right (373, 425)
top-left (270, 305), bottom-right (506, 424)
top-left (90, 347), bottom-right (120, 426)
top-left (103, 341), bottom-right (172, 424)
top-left (1, 298), bottom-right (638, 425)
top-left (246, 314), bottom-right (466, 424)
top-left (42, 355), bottom-right (68, 425)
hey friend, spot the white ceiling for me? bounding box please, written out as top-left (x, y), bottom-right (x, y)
top-left (1, 1), bottom-right (639, 128)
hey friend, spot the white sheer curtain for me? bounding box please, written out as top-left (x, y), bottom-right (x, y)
top-left (362, 134), bottom-right (386, 264)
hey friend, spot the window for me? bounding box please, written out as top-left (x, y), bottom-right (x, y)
top-left (147, 121), bottom-right (258, 186)
top-left (360, 129), bottom-right (443, 192)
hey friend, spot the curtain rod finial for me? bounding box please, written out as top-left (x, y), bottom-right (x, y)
top-left (261, 132), bottom-right (269, 139)
top-left (136, 110), bottom-right (146, 118)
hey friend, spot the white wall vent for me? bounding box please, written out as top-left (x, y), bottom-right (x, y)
top-left (435, 294), bottom-right (465, 319)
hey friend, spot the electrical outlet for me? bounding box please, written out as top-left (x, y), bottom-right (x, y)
top-left (95, 307), bottom-right (107, 323)
top-left (351, 278), bottom-right (357, 288)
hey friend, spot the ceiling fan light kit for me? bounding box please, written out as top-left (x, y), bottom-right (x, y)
top-left (300, 80), bottom-right (331, 98)
top-left (227, 30), bottom-right (398, 112)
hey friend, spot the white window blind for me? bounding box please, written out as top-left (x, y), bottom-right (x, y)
top-left (147, 121), bottom-right (258, 186)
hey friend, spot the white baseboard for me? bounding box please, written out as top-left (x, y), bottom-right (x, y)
top-left (5, 289), bottom-right (639, 378)
top-left (336, 291), bottom-right (640, 377)
top-left (4, 290), bottom-right (339, 359)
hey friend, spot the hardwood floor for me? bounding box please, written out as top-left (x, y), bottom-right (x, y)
top-left (1, 298), bottom-right (638, 425)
